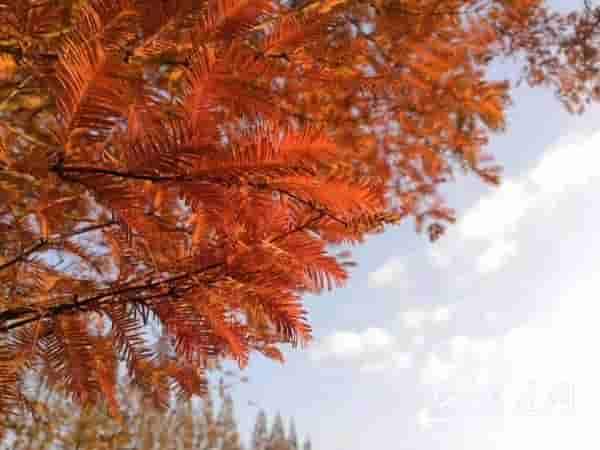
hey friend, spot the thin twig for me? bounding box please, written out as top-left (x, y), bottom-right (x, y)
top-left (5, 124), bottom-right (57, 149)
top-left (54, 164), bottom-right (350, 226)
top-left (0, 221), bottom-right (118, 273)
top-left (0, 75), bottom-right (32, 110)
top-left (0, 240), bottom-right (47, 272)
top-left (0, 215), bottom-right (331, 331)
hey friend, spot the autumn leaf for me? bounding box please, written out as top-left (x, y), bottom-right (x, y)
top-left (0, 54), bottom-right (16, 83)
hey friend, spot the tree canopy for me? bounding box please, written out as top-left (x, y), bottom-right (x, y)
top-left (2, 375), bottom-right (287, 450)
top-left (1, 0), bottom-right (599, 429)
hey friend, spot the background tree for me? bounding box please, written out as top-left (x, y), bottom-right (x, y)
top-left (250, 408), bottom-right (304, 450)
top-left (251, 409), bottom-right (269, 450)
top-left (1, 0), bottom-right (600, 429)
top-left (288, 419), bottom-right (299, 450)
top-left (267, 412), bottom-right (288, 450)
top-left (216, 380), bottom-right (244, 450)
top-left (2, 378), bottom-right (312, 450)
top-left (1, 378), bottom-right (250, 450)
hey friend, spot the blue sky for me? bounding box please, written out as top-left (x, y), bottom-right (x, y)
top-left (227, 2), bottom-right (600, 448)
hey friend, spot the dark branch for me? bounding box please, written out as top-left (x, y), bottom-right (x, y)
top-left (53, 165), bottom-right (350, 226)
top-left (0, 240), bottom-right (48, 272)
top-left (0, 221), bottom-right (118, 273)
top-left (0, 214), bottom-right (328, 332)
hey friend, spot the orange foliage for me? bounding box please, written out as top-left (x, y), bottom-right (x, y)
top-left (0, 0), bottom-right (599, 425)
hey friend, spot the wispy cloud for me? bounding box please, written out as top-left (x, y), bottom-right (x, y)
top-left (367, 257), bottom-right (406, 288)
top-left (459, 180), bottom-right (532, 241)
top-left (399, 306), bottom-right (452, 330)
top-left (430, 129), bottom-right (600, 276)
top-left (311, 327), bottom-right (394, 360)
top-left (530, 131), bottom-right (600, 194)
top-left (310, 327), bottom-right (413, 373)
top-left (311, 305), bottom-right (454, 373)
top-left (476, 238), bottom-right (518, 274)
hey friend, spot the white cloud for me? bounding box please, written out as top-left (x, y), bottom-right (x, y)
top-left (399, 306), bottom-right (452, 330)
top-left (312, 303), bottom-right (455, 374)
top-left (421, 353), bottom-right (456, 385)
top-left (312, 304), bottom-right (454, 373)
top-left (431, 306), bottom-right (452, 323)
top-left (367, 257), bottom-right (405, 288)
top-left (416, 407), bottom-right (447, 430)
top-left (459, 180), bottom-right (533, 241)
top-left (412, 126), bottom-right (600, 445)
top-left (317, 331), bottom-right (364, 359)
top-left (414, 272), bottom-right (600, 443)
top-left (360, 352), bottom-right (413, 373)
top-left (476, 239), bottom-right (518, 274)
top-left (412, 334), bottom-right (426, 347)
top-left (488, 289), bottom-right (600, 450)
top-left (312, 327), bottom-right (394, 361)
top-left (431, 129), bottom-right (600, 280)
top-left (311, 327), bottom-right (416, 373)
top-left (400, 309), bottom-right (427, 329)
top-left (392, 351), bottom-right (414, 369)
top-left (429, 180), bottom-right (531, 273)
top-left (529, 130), bottom-right (600, 194)
top-left (448, 335), bottom-right (497, 363)
top-left (501, 274), bottom-right (600, 389)
top-left (420, 335), bottom-right (498, 388)
top-left (361, 327), bottom-right (395, 353)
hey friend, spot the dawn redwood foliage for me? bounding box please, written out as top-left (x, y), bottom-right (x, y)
top-left (1, 0), bottom-right (599, 427)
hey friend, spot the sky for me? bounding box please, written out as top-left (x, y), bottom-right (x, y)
top-left (227, 1), bottom-right (600, 448)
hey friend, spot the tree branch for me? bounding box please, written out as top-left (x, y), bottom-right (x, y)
top-left (53, 165), bottom-right (350, 226)
top-left (0, 240), bottom-right (48, 273)
top-left (0, 76), bottom-right (32, 111)
top-left (0, 221), bottom-right (118, 273)
top-left (0, 214), bottom-right (328, 332)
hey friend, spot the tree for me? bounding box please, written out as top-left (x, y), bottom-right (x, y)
top-left (251, 409), bottom-right (302, 450)
top-left (216, 381), bottom-right (243, 450)
top-left (1, 0), bottom-right (600, 427)
top-left (1, 379), bottom-right (244, 450)
top-left (267, 412), bottom-right (288, 450)
top-left (251, 409), bottom-right (269, 450)
top-left (288, 419), bottom-right (299, 450)
top-left (3, 381), bottom-right (312, 450)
